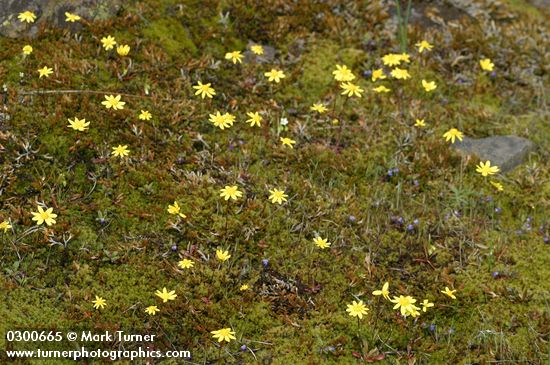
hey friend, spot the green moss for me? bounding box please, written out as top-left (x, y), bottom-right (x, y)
top-left (0, 1), bottom-right (548, 363)
top-left (504, 0), bottom-right (543, 18)
top-left (142, 18), bottom-right (197, 58)
top-left (281, 40), bottom-right (364, 103)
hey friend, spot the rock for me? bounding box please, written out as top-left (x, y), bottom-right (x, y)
top-left (527, 0), bottom-right (550, 8)
top-left (0, 0), bottom-right (121, 38)
top-left (453, 135), bottom-right (534, 173)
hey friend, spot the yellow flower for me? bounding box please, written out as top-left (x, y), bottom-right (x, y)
top-left (167, 201), bottom-right (186, 218)
top-left (414, 119), bottom-right (426, 127)
top-left (38, 66), bottom-right (53, 78)
top-left (268, 189), bottom-right (288, 204)
top-left (0, 220), bottom-right (12, 233)
top-left (31, 206), bottom-right (57, 226)
top-left (422, 79), bottom-right (437, 92)
top-left (441, 286), bottom-right (457, 299)
top-left (145, 305), bottom-right (160, 315)
top-left (310, 103), bottom-right (328, 113)
top-left (116, 44), bottom-right (130, 56)
top-left (92, 296), bottom-right (106, 309)
top-left (421, 299), bottom-right (434, 312)
top-left (240, 284), bottom-right (250, 291)
top-left (101, 35), bottom-right (116, 50)
top-left (264, 69), bottom-right (285, 83)
top-left (280, 137), bottom-right (296, 149)
top-left (225, 51), bottom-right (243, 64)
top-left (219, 186), bottom-right (243, 201)
top-left (223, 113), bottom-right (235, 126)
top-left (18, 11), bottom-right (36, 23)
top-left (211, 328), bottom-right (236, 343)
top-left (373, 85), bottom-right (390, 93)
top-left (250, 44), bottom-right (264, 55)
top-left (138, 110), bottom-right (152, 121)
top-left (416, 40), bottom-right (434, 53)
top-left (216, 249), bottom-right (231, 262)
top-left (313, 236), bottom-right (331, 249)
top-left (246, 112), bottom-right (262, 127)
top-left (209, 111), bottom-right (232, 130)
top-left (193, 81), bottom-right (216, 99)
top-left (332, 64), bottom-right (355, 82)
top-left (155, 288), bottom-right (177, 302)
top-left (65, 12), bottom-right (81, 22)
top-left (340, 82), bottom-right (364, 97)
top-left (443, 128), bottom-right (463, 144)
top-left (490, 181), bottom-right (504, 192)
top-left (178, 259), bottom-right (194, 269)
top-left (372, 282), bottom-right (390, 301)
top-left (479, 58), bottom-right (494, 71)
top-left (102, 95), bottom-right (125, 110)
top-left (111, 145), bottom-right (130, 158)
top-left (476, 161), bottom-right (500, 177)
top-left (67, 117), bottom-right (90, 131)
top-left (390, 295), bottom-right (417, 316)
top-left (382, 53), bottom-right (402, 66)
top-left (399, 53), bottom-right (411, 63)
top-left (390, 68), bottom-right (411, 80)
top-left (22, 45), bottom-right (33, 55)
top-left (406, 305), bottom-right (422, 318)
top-left (346, 300), bottom-right (369, 319)
top-left (371, 68), bottom-right (386, 82)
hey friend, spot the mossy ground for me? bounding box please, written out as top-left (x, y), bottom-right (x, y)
top-left (0, 0), bottom-right (549, 364)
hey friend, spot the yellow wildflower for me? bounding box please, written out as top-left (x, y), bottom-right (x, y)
top-left (480, 58), bottom-right (494, 71)
top-left (246, 112), bottom-right (262, 127)
top-left (346, 300), bottom-right (369, 319)
top-left (280, 137), bottom-right (296, 148)
top-left (18, 11), bottom-right (36, 23)
top-left (371, 68), bottom-right (386, 82)
top-left (264, 69), bottom-right (285, 83)
top-left (155, 288), bottom-right (177, 302)
top-left (216, 249), bottom-right (231, 262)
top-left (145, 305), bottom-right (160, 315)
top-left (476, 161), bottom-right (500, 177)
top-left (178, 259), bottom-right (194, 269)
top-left (415, 40), bottom-right (433, 53)
top-left (372, 282), bottom-right (390, 300)
top-left (443, 128), bottom-right (463, 144)
top-left (219, 186), bottom-right (243, 201)
top-left (268, 189), bottom-right (288, 204)
top-left (92, 296), bottom-right (106, 309)
top-left (111, 145), bottom-right (130, 158)
top-left (211, 328), bottom-right (236, 343)
top-left (340, 82), bottom-right (364, 97)
top-left (101, 95), bottom-right (125, 110)
top-left (67, 117), bottom-right (90, 131)
top-left (310, 103), bottom-right (328, 113)
top-left (332, 64), bottom-right (355, 82)
top-left (38, 66), bottom-right (53, 78)
top-left (101, 35), bottom-right (116, 50)
top-left (31, 206), bottom-right (57, 226)
top-left (116, 44), bottom-right (130, 56)
top-left (65, 12), bottom-right (81, 22)
top-left (391, 68), bottom-right (411, 80)
top-left (225, 51), bottom-right (243, 64)
top-left (250, 45), bottom-right (264, 55)
top-left (441, 287), bottom-right (457, 299)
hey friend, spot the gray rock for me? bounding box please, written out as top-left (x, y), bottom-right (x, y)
top-left (526, 0), bottom-right (550, 9)
top-left (0, 0), bottom-right (121, 38)
top-left (453, 135), bottom-right (534, 173)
